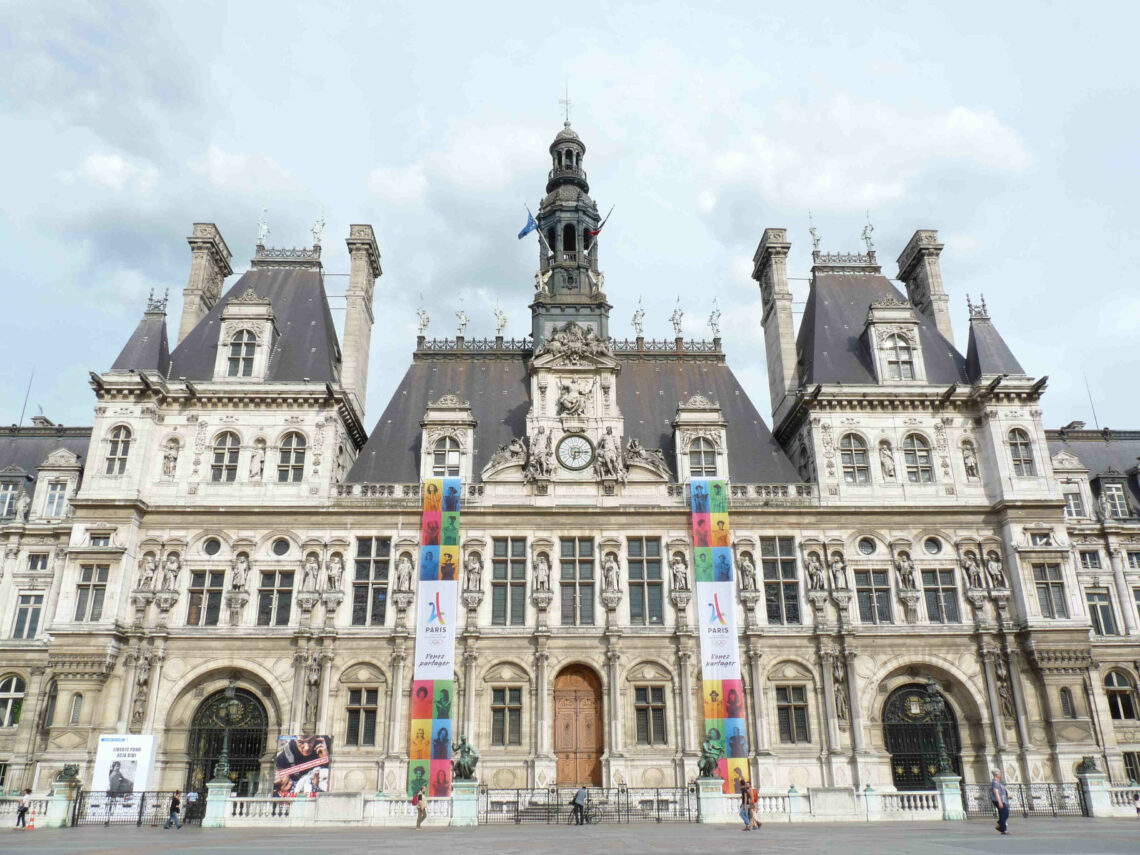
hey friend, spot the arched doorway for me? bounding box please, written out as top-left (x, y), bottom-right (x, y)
top-left (553, 665), bottom-right (603, 786)
top-left (185, 687), bottom-right (269, 800)
top-left (882, 682), bottom-right (962, 790)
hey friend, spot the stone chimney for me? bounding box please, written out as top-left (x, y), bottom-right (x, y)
top-left (178, 223), bottom-right (233, 344)
top-left (752, 228), bottom-right (798, 426)
top-left (342, 224), bottom-right (382, 419)
top-left (897, 230), bottom-right (953, 345)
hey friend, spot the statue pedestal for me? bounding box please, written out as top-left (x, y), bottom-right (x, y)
top-left (696, 777), bottom-right (731, 824)
top-left (202, 780), bottom-right (233, 828)
top-left (932, 773), bottom-right (966, 821)
top-left (45, 780), bottom-right (78, 828)
top-left (450, 780), bottom-right (478, 827)
top-left (1076, 768), bottom-right (1111, 817)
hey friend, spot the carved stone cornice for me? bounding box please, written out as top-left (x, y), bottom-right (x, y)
top-left (1027, 646), bottom-right (1094, 675)
top-left (48, 647), bottom-right (119, 682)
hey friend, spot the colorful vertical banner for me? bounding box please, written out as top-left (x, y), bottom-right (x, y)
top-left (691, 478), bottom-right (749, 793)
top-left (407, 477), bottom-right (462, 797)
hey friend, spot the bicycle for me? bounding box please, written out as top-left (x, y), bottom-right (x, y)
top-left (566, 803), bottom-right (599, 825)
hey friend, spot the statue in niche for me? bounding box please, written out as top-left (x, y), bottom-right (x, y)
top-left (232, 554), bottom-right (250, 591)
top-left (249, 440), bottom-right (266, 482)
top-left (1097, 492), bottom-right (1114, 522)
top-left (895, 552), bottom-right (917, 589)
top-left (161, 553), bottom-right (181, 591)
top-left (326, 554), bottom-right (344, 591)
top-left (828, 552), bottom-right (848, 590)
top-left (464, 551), bottom-right (482, 592)
top-left (962, 443), bottom-right (980, 479)
top-left (303, 658), bottom-right (321, 728)
top-left (985, 551), bottom-right (1006, 588)
top-left (525, 427), bottom-right (554, 481)
top-left (738, 552), bottom-right (757, 591)
top-left (534, 553), bottom-right (551, 591)
top-left (807, 553), bottom-right (827, 591)
top-left (162, 440), bottom-right (179, 478)
top-left (995, 658), bottom-right (1016, 719)
top-left (303, 554), bottom-right (321, 591)
top-left (962, 551), bottom-right (984, 588)
top-left (557, 377), bottom-right (593, 416)
top-left (879, 442), bottom-right (896, 480)
top-left (833, 659), bottom-right (849, 721)
top-left (670, 552), bottom-right (689, 591)
top-left (395, 553), bottom-right (414, 592)
top-left (138, 554), bottom-right (157, 590)
top-left (603, 552), bottom-right (620, 591)
top-left (14, 490), bottom-right (30, 521)
top-left (595, 427), bottom-right (626, 482)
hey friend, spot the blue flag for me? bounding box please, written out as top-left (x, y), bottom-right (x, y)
top-left (517, 211), bottom-right (538, 239)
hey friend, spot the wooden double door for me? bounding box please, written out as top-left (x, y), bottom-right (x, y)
top-left (553, 665), bottom-right (603, 786)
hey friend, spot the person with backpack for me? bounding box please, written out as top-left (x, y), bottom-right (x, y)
top-left (413, 785), bottom-right (428, 830)
top-left (15, 789), bottom-right (31, 828)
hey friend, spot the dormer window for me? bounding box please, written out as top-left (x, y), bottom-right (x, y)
top-left (227, 330), bottom-right (256, 377)
top-left (278, 432), bottom-right (306, 483)
top-left (105, 426), bottom-right (131, 475)
top-left (1007, 428), bottom-right (1036, 476)
top-left (689, 437), bottom-right (718, 477)
top-left (1102, 483), bottom-right (1128, 519)
top-left (0, 483), bottom-right (16, 517)
top-left (44, 481), bottom-right (67, 518)
top-left (883, 334), bottom-right (915, 380)
top-left (839, 434), bottom-right (870, 484)
top-left (211, 432), bottom-right (240, 483)
top-left (902, 434), bottom-right (934, 483)
top-left (432, 437), bottom-right (461, 477)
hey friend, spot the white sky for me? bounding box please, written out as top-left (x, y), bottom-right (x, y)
top-left (1, 0), bottom-right (1137, 431)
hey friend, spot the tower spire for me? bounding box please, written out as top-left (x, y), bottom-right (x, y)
top-left (559, 79), bottom-right (572, 126)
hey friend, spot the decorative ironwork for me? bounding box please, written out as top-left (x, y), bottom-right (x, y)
top-left (72, 791), bottom-right (205, 827)
top-left (476, 787), bottom-right (695, 824)
top-left (961, 782), bottom-right (1087, 819)
top-left (186, 687), bottom-right (268, 803)
top-left (883, 682), bottom-right (962, 790)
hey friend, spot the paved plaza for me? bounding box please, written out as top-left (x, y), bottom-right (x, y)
top-left (2, 820), bottom-right (1139, 855)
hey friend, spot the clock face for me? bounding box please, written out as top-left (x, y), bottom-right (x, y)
top-left (556, 434), bottom-right (595, 471)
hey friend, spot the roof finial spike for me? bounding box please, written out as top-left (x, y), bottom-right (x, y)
top-left (967, 292), bottom-right (990, 320)
top-left (416, 292), bottom-right (429, 337)
top-left (808, 211), bottom-right (821, 252)
top-left (669, 297), bottom-right (684, 338)
top-left (257, 208), bottom-right (270, 247)
top-left (632, 296), bottom-right (645, 337)
top-left (559, 78), bottom-right (572, 127)
top-left (861, 211), bottom-right (875, 253)
top-left (311, 207), bottom-right (326, 247)
top-left (708, 298), bottom-right (721, 338)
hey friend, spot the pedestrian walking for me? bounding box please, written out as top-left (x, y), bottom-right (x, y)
top-left (15, 788), bottom-right (31, 828)
top-left (991, 771), bottom-right (1010, 835)
top-left (1132, 792), bottom-right (1139, 817)
top-left (738, 780), bottom-right (751, 830)
top-left (413, 785), bottom-right (427, 830)
top-left (748, 783), bottom-right (762, 830)
top-left (163, 790), bottom-right (183, 829)
top-left (570, 785), bottom-right (587, 825)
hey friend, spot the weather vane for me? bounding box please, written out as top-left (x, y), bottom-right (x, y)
top-left (559, 79), bottom-right (572, 126)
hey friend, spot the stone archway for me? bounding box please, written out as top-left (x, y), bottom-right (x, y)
top-left (553, 665), bottom-right (603, 786)
top-left (882, 683), bottom-right (962, 791)
top-left (185, 687), bottom-right (269, 801)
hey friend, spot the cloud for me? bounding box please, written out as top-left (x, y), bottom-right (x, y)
top-left (367, 164), bottom-right (428, 207)
top-left (70, 152), bottom-right (159, 194)
top-left (193, 146), bottom-right (306, 196)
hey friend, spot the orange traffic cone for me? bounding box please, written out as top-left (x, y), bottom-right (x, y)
top-left (27, 809), bottom-right (35, 831)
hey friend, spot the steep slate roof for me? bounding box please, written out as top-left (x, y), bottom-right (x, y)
top-left (0, 425), bottom-right (92, 492)
top-left (347, 355), bottom-right (801, 484)
top-left (1047, 429), bottom-right (1140, 507)
top-left (796, 273), bottom-right (968, 385)
top-left (111, 310), bottom-right (171, 376)
top-left (965, 315), bottom-right (1025, 382)
top-left (169, 267), bottom-right (341, 382)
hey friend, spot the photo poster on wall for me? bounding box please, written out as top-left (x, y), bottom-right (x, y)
top-left (273, 735), bottom-right (332, 796)
top-left (91, 734), bottom-right (156, 795)
top-left (690, 477), bottom-right (750, 793)
top-left (407, 476), bottom-right (462, 797)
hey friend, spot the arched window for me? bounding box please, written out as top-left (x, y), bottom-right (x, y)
top-left (432, 437), bottom-right (460, 477)
top-left (562, 223), bottom-right (577, 255)
top-left (1105, 671), bottom-right (1138, 720)
top-left (41, 681), bottom-right (58, 731)
top-left (277, 433), bottom-right (306, 483)
top-left (1059, 687), bottom-right (1076, 719)
top-left (883, 334), bottom-right (915, 381)
top-left (1008, 428), bottom-right (1035, 477)
top-left (689, 437), bottom-right (718, 477)
top-left (0, 675), bottom-right (25, 727)
top-left (105, 426), bottom-right (132, 475)
top-left (227, 330), bottom-right (256, 378)
top-left (211, 432), bottom-right (240, 483)
top-left (69, 693), bottom-right (83, 725)
top-left (902, 434), bottom-right (934, 483)
top-left (839, 434), bottom-right (870, 484)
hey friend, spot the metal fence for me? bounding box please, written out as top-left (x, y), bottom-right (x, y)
top-left (72, 790), bottom-right (205, 826)
top-left (477, 786), bottom-right (696, 824)
top-left (961, 783), bottom-right (1087, 819)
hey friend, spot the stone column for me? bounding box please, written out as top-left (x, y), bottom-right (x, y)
top-left (979, 647), bottom-right (1007, 752)
top-left (1004, 649), bottom-right (1033, 751)
top-left (819, 647), bottom-right (841, 754)
top-left (746, 642), bottom-right (768, 751)
top-left (315, 650), bottom-right (334, 734)
top-left (1109, 548), bottom-right (1138, 635)
top-left (533, 647), bottom-right (550, 756)
top-left (606, 645), bottom-right (623, 756)
top-left (115, 647), bottom-right (140, 733)
top-left (289, 648), bottom-right (308, 733)
top-left (142, 644), bottom-right (166, 732)
top-left (844, 649), bottom-right (865, 753)
top-left (676, 645), bottom-right (695, 753)
top-left (461, 649), bottom-right (477, 738)
top-left (385, 646), bottom-right (408, 758)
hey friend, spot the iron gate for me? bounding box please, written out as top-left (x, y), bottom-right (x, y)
top-left (961, 783), bottom-right (1087, 818)
top-left (477, 786), bottom-right (696, 823)
top-left (71, 790), bottom-right (205, 826)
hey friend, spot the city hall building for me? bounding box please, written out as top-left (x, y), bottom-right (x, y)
top-left (2, 121), bottom-right (1140, 804)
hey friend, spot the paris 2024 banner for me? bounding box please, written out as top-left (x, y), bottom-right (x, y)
top-left (690, 477), bottom-right (750, 793)
top-left (407, 476), bottom-right (461, 797)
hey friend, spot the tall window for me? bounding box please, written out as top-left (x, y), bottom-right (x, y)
top-left (256, 569), bottom-right (294, 626)
top-left (187, 570), bottom-right (225, 626)
top-left (12, 594), bottom-right (43, 638)
top-left (628, 538), bottom-right (663, 626)
top-left (69, 693), bottom-right (83, 726)
top-left (776, 685), bottom-right (810, 743)
top-left (839, 434), bottom-right (870, 484)
top-left (40, 682), bottom-right (57, 732)
top-left (560, 537), bottom-right (595, 626)
top-left (1008, 429), bottom-right (1035, 476)
top-left (1101, 483), bottom-right (1129, 518)
top-left (883, 334), bottom-right (915, 380)
top-left (227, 330), bottom-right (256, 377)
top-left (1063, 491), bottom-right (1085, 518)
top-left (491, 538), bottom-right (527, 626)
top-left (0, 483), bottom-right (17, 517)
top-left (1059, 687), bottom-right (1077, 719)
top-left (922, 569), bottom-right (960, 623)
top-left (689, 437), bottom-right (717, 477)
top-left (277, 433), bottom-right (306, 482)
top-left (0, 676), bottom-right (25, 727)
top-left (351, 537), bottom-right (391, 627)
top-left (902, 434), bottom-right (934, 483)
top-left (855, 570), bottom-right (892, 624)
top-left (105, 426), bottom-right (131, 475)
top-left (1124, 752), bottom-right (1140, 785)
top-left (28, 554), bottom-right (49, 572)
top-left (1105, 671), bottom-right (1138, 720)
top-left (1086, 590), bottom-right (1117, 636)
top-left (762, 537), bottom-right (800, 625)
top-left (211, 432), bottom-right (240, 482)
top-left (1033, 563), bottom-right (1068, 618)
top-left (345, 687), bottom-right (379, 746)
top-left (491, 687), bottom-right (523, 746)
top-left (74, 565), bottom-right (109, 621)
top-left (43, 481), bottom-right (68, 518)
top-left (634, 686), bottom-right (667, 745)
top-left (1079, 551), bottom-right (1101, 570)
top-left (432, 437), bottom-right (461, 477)
top-left (1129, 552), bottom-right (1140, 570)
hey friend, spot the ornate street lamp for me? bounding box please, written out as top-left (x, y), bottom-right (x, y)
top-left (921, 677), bottom-right (952, 776)
top-left (210, 679), bottom-right (241, 784)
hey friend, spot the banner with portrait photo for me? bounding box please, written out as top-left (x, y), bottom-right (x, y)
top-left (408, 476), bottom-right (462, 797)
top-left (273, 735), bottom-right (332, 796)
top-left (92, 734), bottom-right (156, 795)
top-left (691, 478), bottom-right (749, 793)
